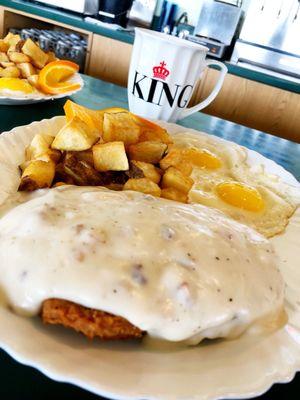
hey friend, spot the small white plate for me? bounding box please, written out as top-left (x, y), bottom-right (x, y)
top-left (0, 117), bottom-right (299, 400)
top-left (0, 74), bottom-right (83, 105)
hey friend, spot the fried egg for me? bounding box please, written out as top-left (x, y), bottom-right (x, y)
top-left (172, 131), bottom-right (247, 172)
top-left (172, 131), bottom-right (299, 238)
top-left (189, 169), bottom-right (295, 238)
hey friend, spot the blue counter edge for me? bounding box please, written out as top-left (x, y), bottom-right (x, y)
top-left (1, 0), bottom-right (300, 94)
top-left (225, 64), bottom-right (300, 94)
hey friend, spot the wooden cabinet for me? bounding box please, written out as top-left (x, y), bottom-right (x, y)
top-left (87, 34), bottom-right (132, 87)
top-left (191, 69), bottom-right (300, 143)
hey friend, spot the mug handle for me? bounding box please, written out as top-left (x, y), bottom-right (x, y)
top-left (179, 60), bottom-right (228, 119)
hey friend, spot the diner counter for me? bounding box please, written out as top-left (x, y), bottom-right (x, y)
top-left (0, 0), bottom-right (300, 95)
top-left (0, 74), bottom-right (299, 399)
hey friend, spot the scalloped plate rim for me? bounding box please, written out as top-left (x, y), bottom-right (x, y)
top-left (0, 116), bottom-right (299, 400)
top-left (0, 74), bottom-right (83, 104)
top-left (0, 336), bottom-right (299, 400)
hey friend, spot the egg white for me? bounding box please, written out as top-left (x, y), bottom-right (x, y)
top-left (172, 132), bottom-right (299, 238)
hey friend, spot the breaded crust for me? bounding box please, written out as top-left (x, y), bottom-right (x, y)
top-left (42, 299), bottom-right (144, 340)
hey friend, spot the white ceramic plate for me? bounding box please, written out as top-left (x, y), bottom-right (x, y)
top-left (0, 74), bottom-right (83, 105)
top-left (0, 117), bottom-right (300, 400)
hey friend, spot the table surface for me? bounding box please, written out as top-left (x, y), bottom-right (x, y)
top-left (0, 74), bottom-right (299, 399)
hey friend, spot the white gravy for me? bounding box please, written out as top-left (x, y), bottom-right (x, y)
top-left (0, 186), bottom-right (285, 344)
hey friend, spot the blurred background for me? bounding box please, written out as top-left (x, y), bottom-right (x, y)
top-left (15, 0), bottom-right (300, 78)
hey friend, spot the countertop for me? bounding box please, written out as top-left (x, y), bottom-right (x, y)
top-left (1, 0), bottom-right (300, 94)
top-left (0, 75), bottom-right (300, 400)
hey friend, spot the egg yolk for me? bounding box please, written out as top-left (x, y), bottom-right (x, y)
top-left (183, 148), bottom-right (222, 170)
top-left (0, 78), bottom-right (34, 94)
top-left (216, 182), bottom-right (265, 212)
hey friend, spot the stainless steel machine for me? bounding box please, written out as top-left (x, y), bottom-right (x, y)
top-left (231, 0), bottom-right (300, 78)
top-left (188, 0), bottom-right (243, 59)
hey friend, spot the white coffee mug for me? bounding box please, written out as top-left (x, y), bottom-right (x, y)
top-left (128, 28), bottom-right (227, 122)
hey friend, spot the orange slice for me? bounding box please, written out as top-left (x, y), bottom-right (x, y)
top-left (131, 114), bottom-right (173, 144)
top-left (64, 100), bottom-right (128, 134)
top-left (64, 100), bottom-right (103, 132)
top-left (0, 78), bottom-right (34, 93)
top-left (38, 60), bottom-right (80, 95)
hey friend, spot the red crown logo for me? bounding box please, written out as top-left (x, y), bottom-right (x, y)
top-left (153, 61), bottom-right (170, 80)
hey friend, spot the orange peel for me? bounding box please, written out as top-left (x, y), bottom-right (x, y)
top-left (38, 60), bottom-right (80, 95)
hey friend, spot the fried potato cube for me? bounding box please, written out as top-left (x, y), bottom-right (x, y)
top-left (173, 162), bottom-right (193, 177)
top-left (0, 61), bottom-right (15, 68)
top-left (15, 40), bottom-right (25, 53)
top-left (64, 103), bottom-right (130, 138)
top-left (52, 117), bottom-right (99, 151)
top-left (161, 187), bottom-right (188, 203)
top-left (46, 51), bottom-right (57, 64)
top-left (7, 44), bottom-right (19, 54)
top-left (3, 33), bottom-right (21, 46)
top-left (131, 114), bottom-right (173, 144)
top-left (27, 74), bottom-right (39, 88)
top-left (8, 51), bottom-right (31, 63)
top-left (19, 160), bottom-right (55, 191)
top-left (93, 141), bottom-right (129, 171)
top-left (160, 147), bottom-right (182, 169)
top-left (0, 66), bottom-right (20, 78)
top-left (123, 178), bottom-right (161, 197)
top-left (7, 44), bottom-right (16, 53)
top-left (36, 149), bottom-right (61, 164)
top-left (134, 117), bottom-right (172, 144)
top-left (128, 141), bottom-right (167, 164)
top-left (103, 112), bottom-right (141, 146)
top-left (7, 39), bottom-right (25, 53)
top-left (64, 100), bottom-right (104, 134)
top-left (162, 167), bottom-right (194, 194)
top-left (159, 147), bottom-right (193, 176)
top-left (0, 52), bottom-right (9, 62)
top-left (0, 40), bottom-right (9, 52)
top-left (139, 127), bottom-right (173, 144)
top-left (22, 38), bottom-right (48, 69)
top-left (22, 150), bottom-right (61, 171)
top-left (17, 62), bottom-right (37, 78)
top-left (160, 147), bottom-right (221, 173)
top-left (131, 160), bottom-right (161, 184)
top-left (25, 133), bottom-right (54, 160)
